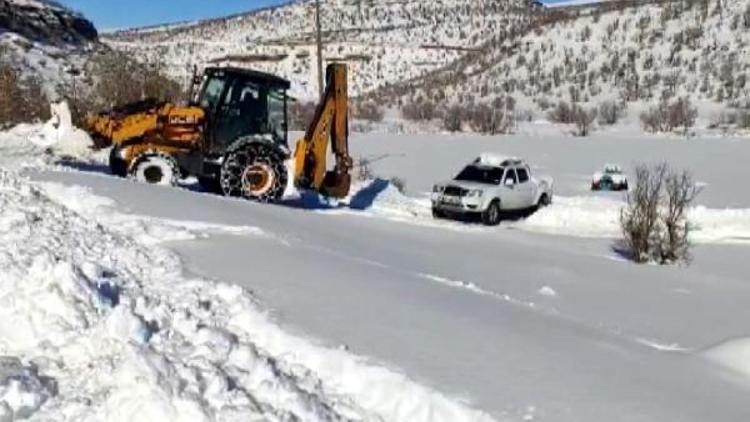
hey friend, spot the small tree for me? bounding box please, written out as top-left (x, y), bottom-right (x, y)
top-left (353, 100), bottom-right (384, 122)
top-left (573, 105), bottom-right (597, 136)
top-left (466, 103), bottom-right (515, 134)
top-left (620, 163), bottom-right (700, 264)
top-left (598, 100), bottom-right (626, 125)
top-left (401, 97), bottom-right (437, 121)
top-left (441, 104), bottom-right (464, 132)
top-left (288, 100), bottom-right (317, 131)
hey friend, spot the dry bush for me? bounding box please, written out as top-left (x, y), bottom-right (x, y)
top-left (57, 50), bottom-right (184, 125)
top-left (352, 100), bottom-right (384, 122)
top-left (0, 60), bottom-right (50, 128)
top-left (598, 100), bottom-right (626, 125)
top-left (441, 104), bottom-right (464, 132)
top-left (401, 97), bottom-right (437, 121)
top-left (547, 100), bottom-right (576, 123)
top-left (389, 176), bottom-right (407, 194)
top-left (573, 106), bottom-right (597, 136)
top-left (356, 156), bottom-right (374, 181)
top-left (640, 97), bottom-right (697, 135)
top-left (620, 163), bottom-right (700, 264)
top-left (288, 100), bottom-right (317, 131)
top-left (466, 103), bottom-right (516, 134)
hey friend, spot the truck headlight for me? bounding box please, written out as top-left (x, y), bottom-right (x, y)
top-left (467, 189), bottom-right (483, 198)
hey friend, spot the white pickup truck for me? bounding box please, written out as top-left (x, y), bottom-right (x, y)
top-left (431, 154), bottom-right (554, 225)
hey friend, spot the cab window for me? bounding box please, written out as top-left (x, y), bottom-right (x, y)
top-left (504, 168), bottom-right (518, 185)
top-left (517, 168), bottom-right (529, 183)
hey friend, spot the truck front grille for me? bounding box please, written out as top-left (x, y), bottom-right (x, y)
top-left (443, 186), bottom-right (467, 197)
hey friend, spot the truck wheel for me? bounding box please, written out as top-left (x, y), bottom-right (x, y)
top-left (538, 193), bottom-right (551, 208)
top-left (220, 143), bottom-right (287, 202)
top-left (130, 152), bottom-right (179, 186)
top-left (432, 207), bottom-right (444, 219)
top-left (109, 147), bottom-right (128, 177)
top-left (481, 200), bottom-right (502, 226)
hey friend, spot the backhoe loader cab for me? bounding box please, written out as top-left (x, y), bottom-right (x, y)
top-left (88, 63), bottom-right (352, 203)
top-left (193, 67), bottom-right (291, 150)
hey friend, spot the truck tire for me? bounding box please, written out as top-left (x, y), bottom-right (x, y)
top-left (220, 143), bottom-right (287, 202)
top-left (432, 207), bottom-right (445, 219)
top-left (538, 193), bottom-right (551, 207)
top-left (481, 200), bottom-right (502, 226)
top-left (130, 152), bottom-right (179, 186)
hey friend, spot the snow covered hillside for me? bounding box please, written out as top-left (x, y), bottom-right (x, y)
top-left (102, 0), bottom-right (534, 98)
top-left (391, 0), bottom-right (750, 111)
top-left (0, 0), bottom-right (98, 94)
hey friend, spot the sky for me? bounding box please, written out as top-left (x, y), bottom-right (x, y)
top-left (56, 0), bottom-right (290, 31)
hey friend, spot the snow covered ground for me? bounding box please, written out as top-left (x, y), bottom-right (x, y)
top-left (2, 114), bottom-right (750, 421)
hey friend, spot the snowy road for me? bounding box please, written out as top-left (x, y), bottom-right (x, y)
top-left (31, 168), bottom-right (750, 422)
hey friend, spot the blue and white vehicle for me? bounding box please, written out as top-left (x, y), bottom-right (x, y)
top-left (591, 164), bottom-right (628, 191)
top-left (431, 154), bottom-right (554, 225)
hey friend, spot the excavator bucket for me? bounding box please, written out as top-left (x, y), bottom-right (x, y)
top-left (293, 63), bottom-right (352, 198)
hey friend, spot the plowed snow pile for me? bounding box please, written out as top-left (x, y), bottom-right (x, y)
top-left (0, 171), bottom-right (492, 421)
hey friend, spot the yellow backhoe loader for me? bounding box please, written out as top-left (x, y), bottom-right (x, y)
top-left (85, 64), bottom-right (352, 202)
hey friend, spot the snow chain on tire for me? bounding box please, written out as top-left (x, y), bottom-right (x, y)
top-left (220, 140), bottom-right (288, 203)
top-left (129, 151), bottom-right (180, 186)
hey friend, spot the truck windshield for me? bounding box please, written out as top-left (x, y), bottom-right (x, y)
top-left (455, 166), bottom-right (504, 185)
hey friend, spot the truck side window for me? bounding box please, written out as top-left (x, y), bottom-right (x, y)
top-left (504, 168), bottom-right (518, 185)
top-left (517, 168), bottom-right (529, 183)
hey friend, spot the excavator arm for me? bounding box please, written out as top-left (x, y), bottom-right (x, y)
top-left (293, 63), bottom-right (352, 198)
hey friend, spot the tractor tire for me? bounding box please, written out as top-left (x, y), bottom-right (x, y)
top-left (481, 200), bottom-right (502, 226)
top-left (220, 143), bottom-right (287, 202)
top-left (129, 152), bottom-right (179, 186)
top-left (109, 147), bottom-right (128, 177)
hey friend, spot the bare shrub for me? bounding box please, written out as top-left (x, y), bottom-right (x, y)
top-left (547, 100), bottom-right (576, 123)
top-left (401, 97), bottom-right (437, 121)
top-left (466, 103), bottom-right (516, 134)
top-left (389, 176), bottom-right (407, 194)
top-left (356, 156), bottom-right (374, 181)
top-left (739, 110), bottom-right (750, 129)
top-left (598, 100), bottom-right (626, 125)
top-left (441, 104), bottom-right (464, 132)
top-left (620, 163), bottom-right (700, 264)
top-left (353, 100), bottom-right (384, 122)
top-left (640, 97), bottom-right (697, 135)
top-left (288, 100), bottom-right (317, 131)
top-left (573, 106), bottom-right (597, 136)
top-left (0, 60), bottom-right (50, 128)
top-left (84, 51), bottom-right (183, 110)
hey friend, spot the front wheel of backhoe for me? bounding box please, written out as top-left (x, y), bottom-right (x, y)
top-left (129, 152), bottom-right (179, 186)
top-left (220, 144), bottom-right (287, 203)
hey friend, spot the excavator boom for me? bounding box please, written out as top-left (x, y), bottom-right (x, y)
top-left (293, 63), bottom-right (352, 198)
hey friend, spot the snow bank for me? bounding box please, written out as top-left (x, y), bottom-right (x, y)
top-left (703, 338), bottom-right (750, 379)
top-left (338, 181), bottom-right (750, 245)
top-left (0, 170), bottom-right (493, 421)
top-left (26, 102), bottom-right (94, 158)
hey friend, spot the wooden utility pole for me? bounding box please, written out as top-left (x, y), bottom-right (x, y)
top-left (315, 0), bottom-right (324, 97)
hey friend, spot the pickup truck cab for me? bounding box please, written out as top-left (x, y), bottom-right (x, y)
top-left (431, 154), bottom-right (554, 225)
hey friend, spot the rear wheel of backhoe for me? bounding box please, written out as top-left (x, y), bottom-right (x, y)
top-left (220, 144), bottom-right (287, 202)
top-left (130, 152), bottom-right (179, 186)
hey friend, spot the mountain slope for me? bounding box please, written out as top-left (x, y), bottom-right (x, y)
top-left (0, 0), bottom-right (99, 93)
top-left (384, 0), bottom-right (750, 112)
top-left (103, 0), bottom-right (535, 99)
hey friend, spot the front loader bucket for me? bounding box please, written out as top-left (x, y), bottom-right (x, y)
top-left (321, 171), bottom-right (351, 198)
